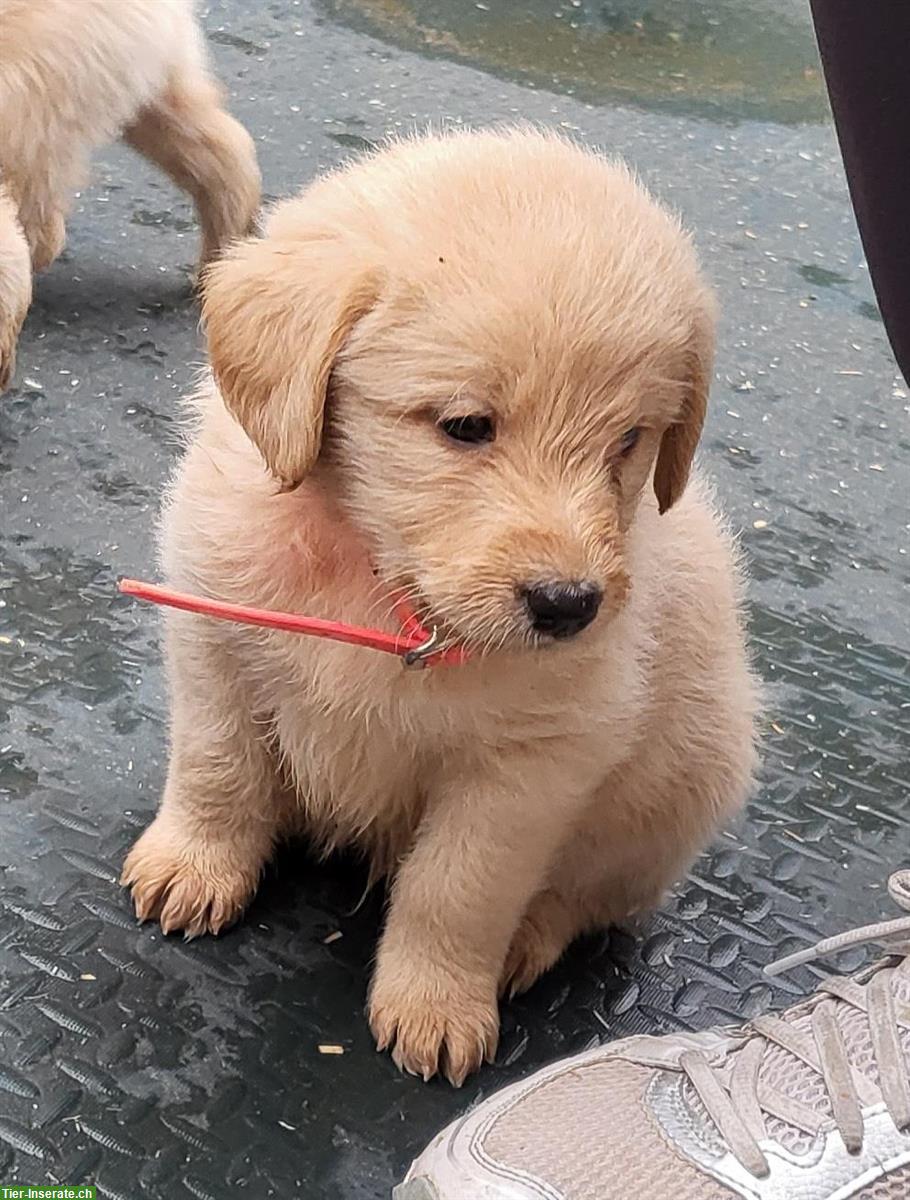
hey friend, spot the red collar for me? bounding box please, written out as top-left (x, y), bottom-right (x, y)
top-left (118, 578), bottom-right (468, 669)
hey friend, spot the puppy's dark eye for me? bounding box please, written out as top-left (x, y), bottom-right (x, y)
top-left (438, 415), bottom-right (495, 445)
top-left (618, 427), bottom-right (641, 456)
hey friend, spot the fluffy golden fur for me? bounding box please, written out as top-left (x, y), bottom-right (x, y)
top-left (122, 128), bottom-right (759, 1085)
top-left (0, 0), bottom-right (260, 389)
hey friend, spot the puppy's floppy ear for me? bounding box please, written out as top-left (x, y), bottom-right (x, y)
top-left (202, 234), bottom-right (379, 487)
top-left (653, 302), bottom-right (715, 514)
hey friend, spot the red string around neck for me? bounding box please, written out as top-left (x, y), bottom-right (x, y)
top-left (117, 578), bottom-right (467, 669)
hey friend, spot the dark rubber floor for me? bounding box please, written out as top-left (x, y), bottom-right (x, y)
top-left (1, 2), bottom-right (908, 1197)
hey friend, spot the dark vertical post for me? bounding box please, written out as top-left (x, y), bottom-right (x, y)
top-left (810, 1), bottom-right (910, 384)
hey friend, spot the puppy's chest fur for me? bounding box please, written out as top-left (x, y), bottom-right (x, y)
top-left (237, 627), bottom-right (637, 874)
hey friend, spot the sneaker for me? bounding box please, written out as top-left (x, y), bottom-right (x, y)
top-left (395, 870), bottom-right (910, 1199)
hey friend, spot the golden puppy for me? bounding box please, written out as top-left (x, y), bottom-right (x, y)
top-left (123, 129), bottom-right (759, 1085)
top-left (0, 0), bottom-right (260, 389)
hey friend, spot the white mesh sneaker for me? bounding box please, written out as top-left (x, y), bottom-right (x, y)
top-left (395, 870), bottom-right (910, 1200)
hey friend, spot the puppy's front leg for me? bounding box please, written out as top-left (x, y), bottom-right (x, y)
top-left (369, 760), bottom-right (581, 1085)
top-left (0, 183), bottom-right (31, 391)
top-left (122, 620), bottom-right (280, 937)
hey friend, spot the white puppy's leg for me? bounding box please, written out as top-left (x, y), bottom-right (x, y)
top-left (22, 206), bottom-right (66, 273)
top-left (122, 620), bottom-right (280, 937)
top-left (123, 66), bottom-right (260, 271)
top-left (0, 182), bottom-right (31, 391)
top-left (5, 162), bottom-right (73, 272)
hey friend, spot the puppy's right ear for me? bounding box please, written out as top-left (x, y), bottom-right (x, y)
top-left (202, 235), bottom-right (379, 487)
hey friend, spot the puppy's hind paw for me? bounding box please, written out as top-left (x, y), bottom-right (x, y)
top-left (500, 894), bottom-right (574, 998)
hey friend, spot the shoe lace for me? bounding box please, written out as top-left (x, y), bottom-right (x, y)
top-left (678, 869), bottom-right (910, 1178)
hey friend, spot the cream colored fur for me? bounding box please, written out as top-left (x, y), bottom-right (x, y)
top-left (0, 182), bottom-right (31, 390)
top-left (122, 128), bottom-right (760, 1086)
top-left (0, 0), bottom-right (260, 389)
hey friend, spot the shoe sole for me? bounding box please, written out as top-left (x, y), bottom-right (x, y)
top-left (392, 1180), bottom-right (439, 1199)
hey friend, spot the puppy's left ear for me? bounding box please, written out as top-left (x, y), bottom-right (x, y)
top-left (653, 301), bottom-right (715, 514)
top-left (202, 234), bottom-right (379, 487)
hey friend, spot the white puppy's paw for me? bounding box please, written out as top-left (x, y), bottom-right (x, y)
top-left (0, 326), bottom-right (17, 392)
top-left (29, 211), bottom-right (66, 272)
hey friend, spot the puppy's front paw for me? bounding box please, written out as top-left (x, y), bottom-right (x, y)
top-left (369, 963), bottom-right (499, 1087)
top-left (121, 815), bottom-right (262, 938)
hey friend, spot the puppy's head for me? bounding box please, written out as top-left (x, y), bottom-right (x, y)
top-left (203, 130), bottom-right (714, 655)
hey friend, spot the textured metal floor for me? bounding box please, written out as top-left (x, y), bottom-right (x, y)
top-left (1, 2), bottom-right (908, 1198)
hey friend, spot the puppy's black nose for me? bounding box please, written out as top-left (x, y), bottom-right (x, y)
top-left (523, 581), bottom-right (603, 639)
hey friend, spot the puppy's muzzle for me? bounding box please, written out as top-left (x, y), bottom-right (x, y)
top-left (522, 580), bottom-right (602, 639)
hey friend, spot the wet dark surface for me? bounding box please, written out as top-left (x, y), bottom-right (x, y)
top-left (319, 0), bottom-right (827, 123)
top-left (1, 1), bottom-right (909, 1197)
